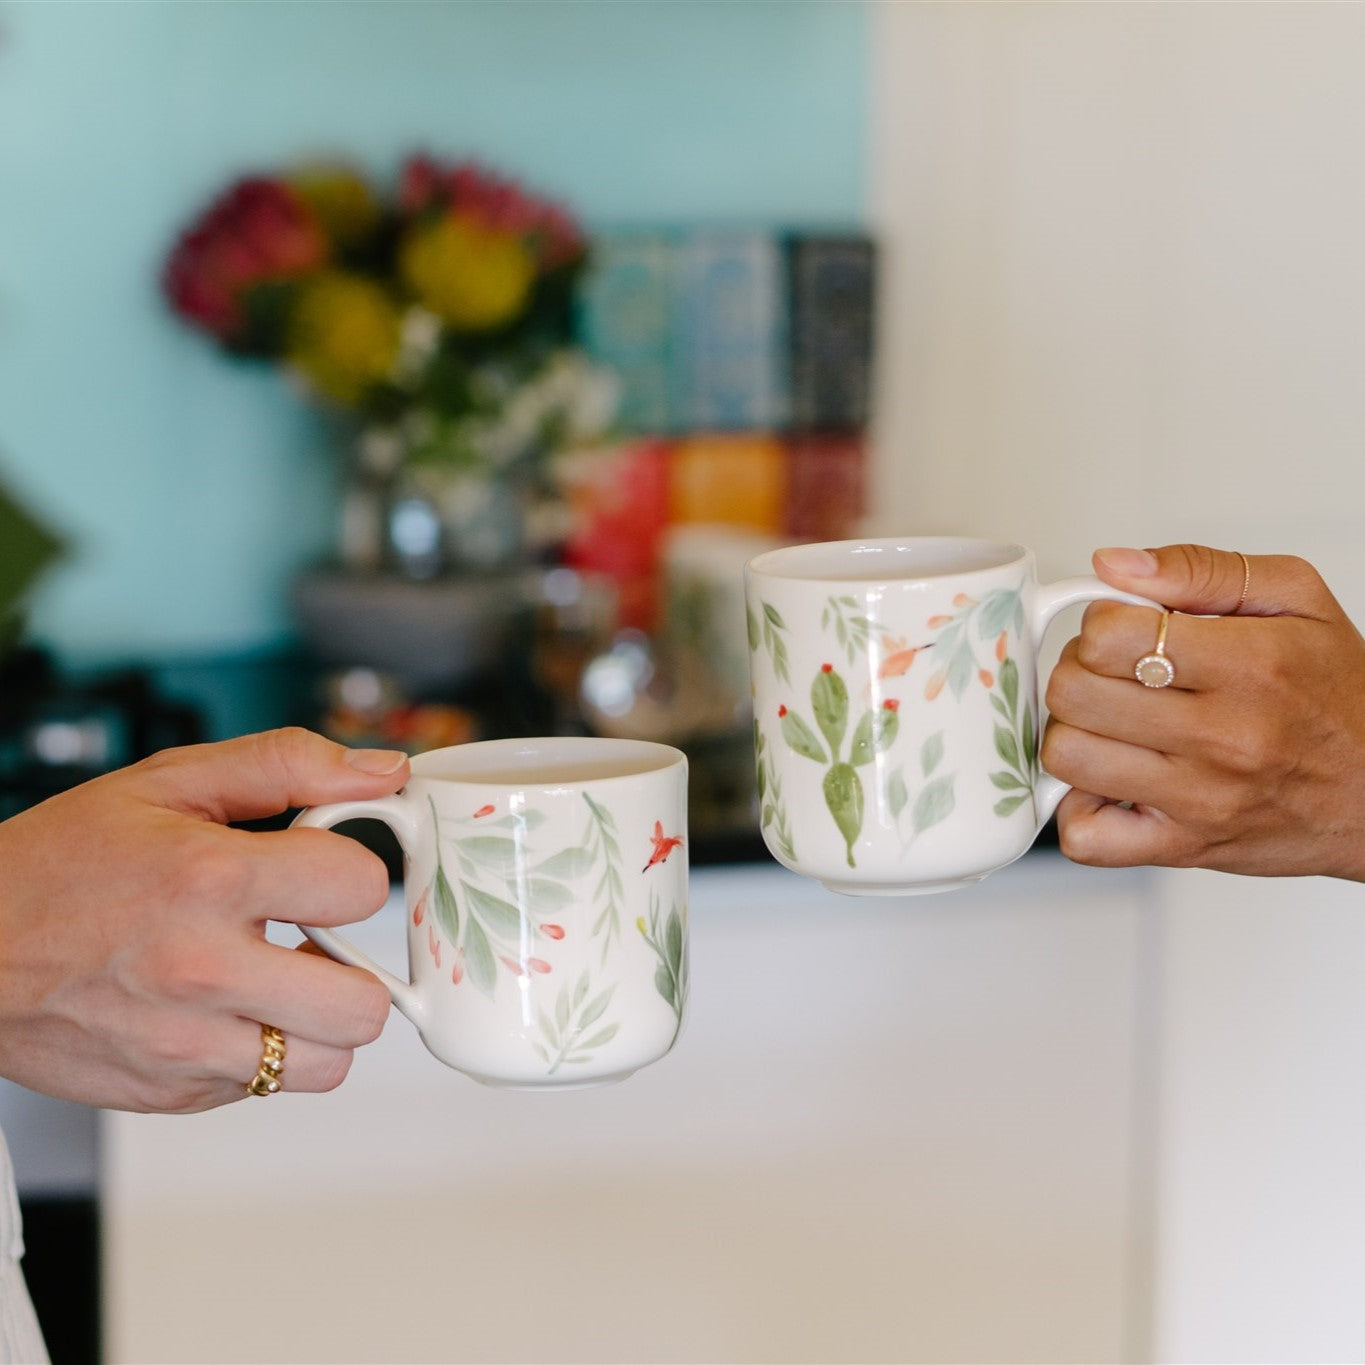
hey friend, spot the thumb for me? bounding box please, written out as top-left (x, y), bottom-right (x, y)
top-left (130, 727), bottom-right (411, 825)
top-left (1092, 544), bottom-right (1337, 619)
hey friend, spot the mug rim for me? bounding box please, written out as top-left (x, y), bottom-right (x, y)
top-left (745, 536), bottom-right (1031, 585)
top-left (408, 735), bottom-right (687, 786)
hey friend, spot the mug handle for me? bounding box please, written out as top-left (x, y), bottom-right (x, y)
top-left (291, 795), bottom-right (426, 1027)
top-left (1028, 576), bottom-right (1161, 826)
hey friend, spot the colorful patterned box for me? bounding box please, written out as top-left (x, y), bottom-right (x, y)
top-left (783, 432), bottom-right (867, 541)
top-left (671, 232), bottom-right (790, 431)
top-left (786, 234), bottom-right (876, 431)
top-left (575, 233), bottom-right (679, 434)
top-left (667, 433), bottom-right (788, 533)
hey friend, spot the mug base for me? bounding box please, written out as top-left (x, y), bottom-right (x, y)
top-left (470, 1068), bottom-right (639, 1092)
top-left (818, 873), bottom-right (990, 897)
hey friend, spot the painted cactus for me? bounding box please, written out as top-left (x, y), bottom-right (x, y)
top-left (779, 662), bottom-right (900, 867)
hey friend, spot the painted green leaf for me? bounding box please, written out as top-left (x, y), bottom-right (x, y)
top-left (993, 724), bottom-right (1022, 773)
top-left (555, 988), bottom-right (571, 1033)
top-left (887, 767), bottom-right (909, 819)
top-left (1000, 656), bottom-right (1020, 715)
top-left (456, 835), bottom-right (522, 875)
top-left (665, 908), bottom-right (684, 975)
top-left (432, 865), bottom-right (459, 943)
top-left (920, 730), bottom-right (945, 776)
top-left (655, 965), bottom-right (676, 1007)
top-left (581, 1024), bottom-right (620, 1050)
top-left (781, 709), bottom-right (828, 763)
top-left (946, 642), bottom-right (975, 698)
top-left (994, 793), bottom-right (1031, 818)
top-left (747, 605), bottom-right (760, 651)
top-left (763, 602), bottom-right (786, 630)
top-left (823, 761), bottom-right (864, 867)
top-left (990, 693), bottom-right (1011, 721)
top-left (849, 706), bottom-right (900, 766)
top-left (527, 878), bottom-right (574, 911)
top-left (1021, 704), bottom-right (1036, 772)
top-left (580, 989), bottom-right (614, 1030)
top-left (582, 791), bottom-right (617, 830)
top-left (572, 970), bottom-right (590, 1010)
top-left (977, 588), bottom-right (1020, 638)
top-left (535, 847), bottom-right (597, 880)
top-left (991, 771), bottom-right (1027, 790)
top-left (812, 667), bottom-right (849, 757)
top-left (912, 773), bottom-right (956, 834)
top-left (464, 918), bottom-right (497, 996)
top-left (539, 1009), bottom-right (558, 1047)
top-left (461, 881), bottom-right (524, 940)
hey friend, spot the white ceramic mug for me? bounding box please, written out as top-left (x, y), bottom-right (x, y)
top-left (293, 737), bottom-right (689, 1088)
top-left (744, 537), bottom-right (1156, 895)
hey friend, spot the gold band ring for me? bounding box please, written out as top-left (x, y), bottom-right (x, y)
top-left (1134, 610), bottom-right (1177, 688)
top-left (245, 1024), bottom-right (287, 1097)
top-left (1235, 552), bottom-right (1251, 614)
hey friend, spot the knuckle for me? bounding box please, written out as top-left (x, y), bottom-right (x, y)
top-left (1172, 544), bottom-right (1226, 602)
top-left (172, 842), bottom-right (252, 909)
top-left (137, 941), bottom-right (229, 1007)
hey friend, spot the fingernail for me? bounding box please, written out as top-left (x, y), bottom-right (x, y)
top-left (1095, 547), bottom-right (1159, 577)
top-left (345, 748), bottom-right (408, 775)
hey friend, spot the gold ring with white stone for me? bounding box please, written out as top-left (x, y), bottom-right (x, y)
top-left (1134, 610), bottom-right (1176, 688)
top-left (245, 1024), bottom-right (286, 1096)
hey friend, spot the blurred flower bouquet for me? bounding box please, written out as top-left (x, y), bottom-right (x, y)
top-left (164, 155), bottom-right (617, 574)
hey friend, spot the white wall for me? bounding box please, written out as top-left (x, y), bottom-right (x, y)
top-left (869, 5), bottom-right (1365, 1359)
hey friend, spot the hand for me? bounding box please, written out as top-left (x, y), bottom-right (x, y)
top-left (1042, 544), bottom-right (1365, 880)
top-left (0, 728), bottom-right (409, 1112)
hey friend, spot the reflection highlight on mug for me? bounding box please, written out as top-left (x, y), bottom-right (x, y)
top-left (293, 737), bottom-right (689, 1090)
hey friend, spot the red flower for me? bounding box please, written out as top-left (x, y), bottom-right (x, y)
top-left (883, 698), bottom-right (900, 712)
top-left (540, 923), bottom-right (566, 940)
top-left (821, 663), bottom-right (834, 673)
top-left (778, 705), bottom-right (788, 718)
top-left (163, 177), bottom-right (329, 346)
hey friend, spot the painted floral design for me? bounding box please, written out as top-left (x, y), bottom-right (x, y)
top-left (637, 893), bottom-right (688, 1042)
top-left (754, 721), bottom-right (797, 863)
top-left (533, 970), bottom-right (620, 1075)
top-left (777, 662), bottom-right (903, 867)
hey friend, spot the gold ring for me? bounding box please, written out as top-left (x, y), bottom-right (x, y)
top-left (1234, 552), bottom-right (1251, 614)
top-left (245, 1024), bottom-right (286, 1097)
top-left (1134, 610), bottom-right (1176, 688)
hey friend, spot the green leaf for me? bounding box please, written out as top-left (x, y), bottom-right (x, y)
top-left (811, 667), bottom-right (849, 757)
top-left (920, 730), bottom-right (945, 776)
top-left (850, 706), bottom-right (900, 766)
top-left (432, 865), bottom-right (459, 943)
top-left (823, 762), bottom-right (864, 867)
top-left (572, 970), bottom-right (590, 1010)
top-left (580, 988), bottom-right (614, 1029)
top-left (990, 771), bottom-right (1026, 790)
top-left (994, 793), bottom-right (1031, 818)
top-left (535, 847), bottom-right (597, 879)
top-left (455, 835), bottom-right (522, 875)
top-left (461, 881), bottom-right (524, 941)
top-left (538, 1009), bottom-right (558, 1047)
top-left (763, 602), bottom-right (787, 629)
top-left (887, 767), bottom-right (909, 819)
top-left (747, 606), bottom-right (760, 651)
top-left (1000, 656), bottom-right (1020, 715)
top-left (990, 693), bottom-right (1011, 721)
top-left (912, 773), bottom-right (956, 834)
top-left (654, 965), bottom-right (676, 1007)
top-left (527, 878), bottom-right (574, 911)
top-left (781, 709), bottom-right (828, 763)
top-left (665, 908), bottom-right (684, 975)
top-left (977, 588), bottom-right (1020, 638)
top-left (581, 1024), bottom-right (620, 1050)
top-left (555, 989), bottom-right (571, 1033)
top-left (1021, 704), bottom-right (1036, 773)
top-left (464, 919), bottom-right (497, 996)
top-left (993, 724), bottom-right (1022, 774)
top-left (946, 642), bottom-right (975, 699)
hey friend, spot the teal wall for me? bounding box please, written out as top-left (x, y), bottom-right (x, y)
top-left (0, 0), bottom-right (867, 667)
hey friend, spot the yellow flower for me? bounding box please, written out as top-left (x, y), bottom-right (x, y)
top-left (290, 167), bottom-right (381, 251)
top-left (286, 270), bottom-right (401, 406)
top-left (399, 212), bottom-right (535, 332)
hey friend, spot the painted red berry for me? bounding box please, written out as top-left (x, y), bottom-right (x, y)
top-left (451, 948), bottom-right (465, 986)
top-left (499, 956), bottom-right (526, 977)
top-left (541, 923), bottom-right (566, 940)
top-left (821, 662), bottom-right (833, 673)
top-left (412, 889), bottom-right (428, 926)
top-left (883, 698), bottom-right (900, 712)
top-left (979, 669), bottom-right (994, 689)
top-left (473, 804), bottom-right (495, 818)
top-left (528, 958), bottom-right (552, 974)
top-left (778, 705), bottom-right (788, 718)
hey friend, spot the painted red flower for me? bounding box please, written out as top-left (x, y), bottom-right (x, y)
top-left (883, 698), bottom-right (900, 712)
top-left (540, 923), bottom-right (566, 941)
